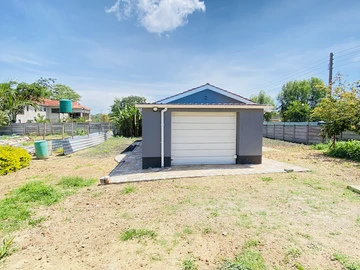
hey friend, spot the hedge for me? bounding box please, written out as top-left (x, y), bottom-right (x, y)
top-left (0, 146), bottom-right (32, 175)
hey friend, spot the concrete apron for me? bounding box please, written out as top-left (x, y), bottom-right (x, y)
top-left (104, 143), bottom-right (310, 184)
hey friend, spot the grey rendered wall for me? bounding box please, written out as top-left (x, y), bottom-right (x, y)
top-left (169, 89), bottom-right (243, 104)
top-left (141, 108), bottom-right (171, 158)
top-left (141, 108), bottom-right (264, 167)
top-left (237, 109), bottom-right (263, 157)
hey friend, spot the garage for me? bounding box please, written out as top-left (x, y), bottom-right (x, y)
top-left (171, 112), bottom-right (236, 165)
top-left (137, 83), bottom-right (271, 169)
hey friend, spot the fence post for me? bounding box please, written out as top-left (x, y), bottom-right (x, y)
top-left (266, 124), bottom-right (268, 137)
top-left (283, 123), bottom-right (285, 141)
top-left (293, 124), bottom-right (296, 143)
top-left (273, 124), bottom-right (275, 139)
top-left (307, 123), bottom-right (310, 144)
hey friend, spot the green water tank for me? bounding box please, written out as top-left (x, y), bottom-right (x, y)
top-left (34, 140), bottom-right (49, 159)
top-left (59, 99), bottom-right (72, 113)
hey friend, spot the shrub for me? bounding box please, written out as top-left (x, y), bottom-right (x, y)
top-left (75, 128), bottom-right (88, 136)
top-left (327, 140), bottom-right (360, 162)
top-left (311, 142), bottom-right (330, 150)
top-left (0, 146), bottom-right (31, 175)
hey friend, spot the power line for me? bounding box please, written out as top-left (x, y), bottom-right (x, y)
top-left (334, 60), bottom-right (360, 70)
top-left (259, 68), bottom-right (329, 93)
top-left (335, 44), bottom-right (360, 55)
top-left (247, 57), bottom-right (328, 94)
top-left (247, 64), bottom-right (328, 96)
top-left (334, 55), bottom-right (360, 65)
top-left (334, 49), bottom-right (360, 59)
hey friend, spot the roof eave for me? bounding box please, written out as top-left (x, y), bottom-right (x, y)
top-left (136, 104), bottom-right (273, 110)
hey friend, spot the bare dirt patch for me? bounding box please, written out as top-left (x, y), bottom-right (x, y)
top-left (1, 138), bottom-right (360, 269)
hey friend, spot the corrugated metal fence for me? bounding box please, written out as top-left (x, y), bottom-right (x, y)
top-left (263, 122), bottom-right (360, 144)
top-left (62, 131), bottom-right (112, 155)
top-left (23, 131), bottom-right (113, 155)
top-left (0, 122), bottom-right (111, 136)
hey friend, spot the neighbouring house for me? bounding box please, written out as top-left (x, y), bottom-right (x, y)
top-left (136, 83), bottom-right (272, 169)
top-left (16, 99), bottom-right (91, 123)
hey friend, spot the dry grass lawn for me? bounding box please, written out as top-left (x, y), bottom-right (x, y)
top-left (1, 137), bottom-right (360, 269)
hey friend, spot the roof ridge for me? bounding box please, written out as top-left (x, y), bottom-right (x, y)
top-left (155, 83), bottom-right (255, 104)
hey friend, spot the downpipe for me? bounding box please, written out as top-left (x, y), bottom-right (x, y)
top-left (161, 108), bottom-right (168, 168)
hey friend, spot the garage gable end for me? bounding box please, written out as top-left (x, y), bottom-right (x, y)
top-left (157, 83), bottom-right (255, 105)
top-left (168, 89), bottom-right (241, 104)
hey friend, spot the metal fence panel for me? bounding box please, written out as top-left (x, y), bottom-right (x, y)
top-left (263, 122), bottom-right (360, 144)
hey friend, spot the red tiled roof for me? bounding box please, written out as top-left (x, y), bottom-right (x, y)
top-left (156, 83), bottom-right (255, 104)
top-left (38, 99), bottom-right (91, 111)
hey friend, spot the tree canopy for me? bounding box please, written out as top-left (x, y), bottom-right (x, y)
top-left (110, 95), bottom-right (146, 137)
top-left (0, 78), bottom-right (79, 123)
top-left (0, 78), bottom-right (53, 123)
top-left (50, 84), bottom-right (81, 101)
top-left (277, 77), bottom-right (326, 122)
top-left (311, 75), bottom-right (360, 147)
top-left (250, 90), bottom-right (275, 122)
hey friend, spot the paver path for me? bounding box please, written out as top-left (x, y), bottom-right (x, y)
top-left (108, 142), bottom-right (309, 183)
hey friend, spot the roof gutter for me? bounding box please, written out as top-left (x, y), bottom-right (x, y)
top-left (136, 104), bottom-right (273, 111)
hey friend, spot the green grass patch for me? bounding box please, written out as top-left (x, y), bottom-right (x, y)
top-left (121, 185), bottom-right (136, 194)
top-left (202, 227), bottom-right (212, 234)
top-left (286, 246), bottom-right (301, 258)
top-left (261, 176), bottom-right (273, 182)
top-left (333, 253), bottom-right (360, 270)
top-left (86, 137), bottom-right (136, 157)
top-left (244, 239), bottom-right (260, 248)
top-left (183, 257), bottom-right (198, 270)
top-left (183, 226), bottom-right (193, 234)
top-left (12, 181), bottom-right (63, 205)
top-left (0, 237), bottom-right (14, 263)
top-left (57, 176), bottom-right (96, 189)
top-left (220, 248), bottom-right (266, 270)
top-left (0, 178), bottom-right (96, 234)
top-left (0, 181), bottom-right (63, 233)
top-left (120, 229), bottom-right (157, 241)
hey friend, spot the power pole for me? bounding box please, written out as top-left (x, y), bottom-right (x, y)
top-left (328, 52), bottom-right (334, 87)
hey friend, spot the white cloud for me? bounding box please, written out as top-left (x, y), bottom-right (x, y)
top-left (0, 54), bottom-right (42, 66)
top-left (105, 0), bottom-right (205, 34)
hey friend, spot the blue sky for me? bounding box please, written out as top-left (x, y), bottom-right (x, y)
top-left (1, 0), bottom-right (359, 113)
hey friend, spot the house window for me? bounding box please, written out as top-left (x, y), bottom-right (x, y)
top-left (26, 106), bottom-right (29, 111)
top-left (51, 108), bottom-right (60, 113)
top-left (43, 107), bottom-right (47, 112)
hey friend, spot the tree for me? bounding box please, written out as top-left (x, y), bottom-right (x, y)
top-left (0, 111), bottom-right (9, 126)
top-left (110, 96), bottom-right (146, 137)
top-left (34, 113), bottom-right (50, 123)
top-left (250, 90), bottom-right (275, 122)
top-left (110, 96), bottom-right (146, 112)
top-left (277, 77), bottom-right (326, 121)
top-left (283, 101), bottom-right (311, 122)
top-left (311, 75), bottom-right (360, 147)
top-left (91, 114), bottom-right (110, 122)
top-left (50, 84), bottom-right (81, 101)
top-left (0, 78), bottom-right (52, 123)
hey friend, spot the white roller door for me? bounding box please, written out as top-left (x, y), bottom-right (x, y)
top-left (171, 112), bottom-right (236, 165)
